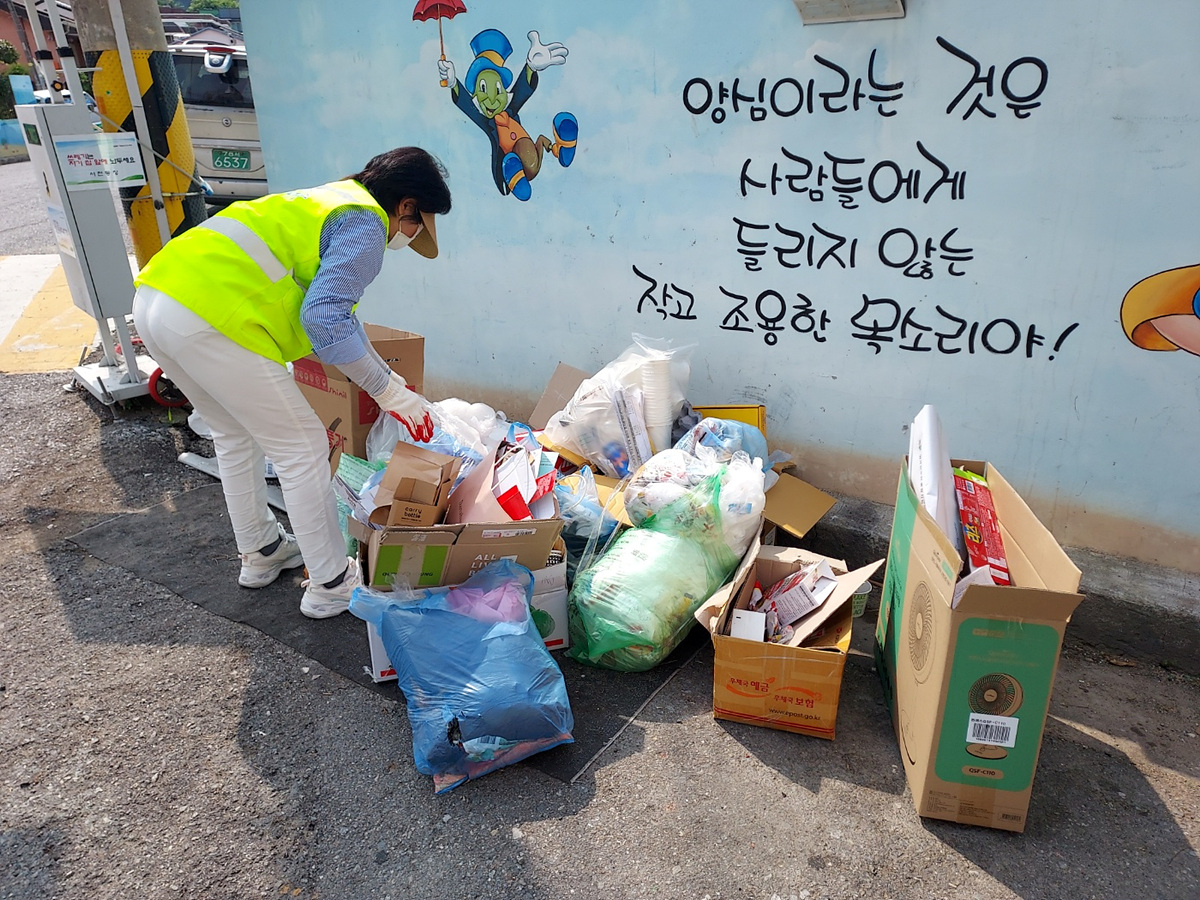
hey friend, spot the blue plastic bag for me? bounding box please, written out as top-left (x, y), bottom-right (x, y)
top-left (673, 417), bottom-right (773, 470)
top-left (348, 560), bottom-right (574, 793)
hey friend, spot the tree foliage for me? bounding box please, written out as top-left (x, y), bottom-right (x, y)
top-left (1, 63), bottom-right (30, 120)
top-left (0, 39), bottom-right (21, 67)
top-left (188, 0), bottom-right (239, 10)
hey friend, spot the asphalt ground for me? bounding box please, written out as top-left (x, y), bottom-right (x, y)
top-left (0, 160), bottom-right (58, 256)
top-left (0, 158), bottom-right (1197, 899)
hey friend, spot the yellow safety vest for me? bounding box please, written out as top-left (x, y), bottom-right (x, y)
top-left (135, 180), bottom-right (390, 363)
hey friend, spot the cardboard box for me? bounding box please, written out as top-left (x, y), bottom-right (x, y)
top-left (693, 404), bottom-right (767, 435)
top-left (952, 467), bottom-right (1011, 585)
top-left (292, 325), bottom-right (424, 458)
top-left (363, 519), bottom-right (563, 590)
top-left (874, 458), bottom-right (1083, 832)
top-left (530, 559), bottom-right (570, 651)
top-left (697, 542), bottom-right (882, 740)
top-left (349, 392), bottom-right (565, 590)
top-left (363, 554), bottom-right (568, 683)
top-left (369, 442), bottom-right (462, 527)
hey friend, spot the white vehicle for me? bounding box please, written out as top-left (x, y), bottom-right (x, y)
top-left (169, 42), bottom-right (268, 204)
top-left (33, 88), bottom-right (101, 130)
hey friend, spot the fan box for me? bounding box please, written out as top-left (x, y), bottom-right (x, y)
top-left (874, 458), bottom-right (1083, 833)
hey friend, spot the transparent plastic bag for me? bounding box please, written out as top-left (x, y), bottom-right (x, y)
top-left (348, 560), bottom-right (574, 794)
top-left (567, 472), bottom-right (740, 672)
top-left (331, 452), bottom-right (387, 553)
top-left (365, 399), bottom-right (496, 490)
top-left (622, 448), bottom-right (714, 526)
top-left (543, 334), bottom-right (697, 475)
top-left (554, 466), bottom-right (620, 584)
top-left (716, 452), bottom-right (768, 558)
top-left (673, 417), bottom-right (790, 473)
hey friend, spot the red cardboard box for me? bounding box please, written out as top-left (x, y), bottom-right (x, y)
top-left (952, 467), bottom-right (1010, 585)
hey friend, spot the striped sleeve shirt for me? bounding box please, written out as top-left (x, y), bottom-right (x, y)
top-left (298, 207), bottom-right (391, 397)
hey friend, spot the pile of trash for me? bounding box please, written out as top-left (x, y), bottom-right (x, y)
top-left (337, 333), bottom-right (799, 790)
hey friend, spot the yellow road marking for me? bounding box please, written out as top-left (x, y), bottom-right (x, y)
top-left (0, 264), bottom-right (97, 374)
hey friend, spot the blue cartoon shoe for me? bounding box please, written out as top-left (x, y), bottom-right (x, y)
top-left (502, 152), bottom-right (531, 201)
top-left (553, 112), bottom-right (578, 167)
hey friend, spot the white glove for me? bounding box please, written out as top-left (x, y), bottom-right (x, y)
top-left (438, 58), bottom-right (455, 86)
top-left (373, 372), bottom-right (433, 442)
top-left (526, 31), bottom-right (567, 72)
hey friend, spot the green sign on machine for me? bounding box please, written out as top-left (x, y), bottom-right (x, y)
top-left (212, 148), bottom-right (250, 170)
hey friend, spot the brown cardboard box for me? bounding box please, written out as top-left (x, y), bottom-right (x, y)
top-left (874, 458), bottom-right (1084, 832)
top-left (369, 442), bottom-right (462, 527)
top-left (292, 325), bottom-right (424, 457)
top-left (358, 519), bottom-right (564, 590)
top-left (697, 542), bottom-right (882, 740)
top-left (349, 377), bottom-right (565, 590)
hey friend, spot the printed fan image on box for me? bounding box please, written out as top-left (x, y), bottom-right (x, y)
top-left (964, 672), bottom-right (1024, 761)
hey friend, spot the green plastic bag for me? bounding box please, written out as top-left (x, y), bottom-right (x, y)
top-left (567, 472), bottom-right (739, 672)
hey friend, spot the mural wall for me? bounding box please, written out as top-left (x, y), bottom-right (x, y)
top-left (240, 0), bottom-right (1200, 573)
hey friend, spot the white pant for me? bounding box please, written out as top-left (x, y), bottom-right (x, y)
top-left (133, 286), bottom-right (346, 584)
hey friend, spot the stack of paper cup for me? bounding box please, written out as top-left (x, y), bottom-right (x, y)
top-left (641, 357), bottom-right (674, 453)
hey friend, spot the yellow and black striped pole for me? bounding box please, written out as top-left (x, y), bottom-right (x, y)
top-left (74, 0), bottom-right (206, 268)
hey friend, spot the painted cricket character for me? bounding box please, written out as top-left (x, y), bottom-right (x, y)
top-left (439, 28), bottom-right (578, 201)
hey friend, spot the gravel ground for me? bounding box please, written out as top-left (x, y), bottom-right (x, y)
top-left (0, 370), bottom-right (1197, 899)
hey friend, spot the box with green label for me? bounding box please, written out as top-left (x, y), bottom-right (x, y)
top-left (874, 458), bottom-right (1083, 833)
top-left (363, 519), bottom-right (563, 590)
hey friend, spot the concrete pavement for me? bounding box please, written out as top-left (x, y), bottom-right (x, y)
top-left (0, 357), bottom-right (1196, 899)
top-left (0, 254), bottom-right (99, 374)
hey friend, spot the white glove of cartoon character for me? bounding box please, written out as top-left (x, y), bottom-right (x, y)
top-left (437, 58), bottom-right (455, 87)
top-left (372, 372), bottom-right (433, 442)
top-left (526, 31), bottom-right (567, 72)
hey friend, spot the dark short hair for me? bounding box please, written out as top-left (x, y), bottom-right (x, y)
top-left (348, 147), bottom-right (451, 216)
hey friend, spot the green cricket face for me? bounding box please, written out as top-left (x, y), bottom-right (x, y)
top-left (472, 69), bottom-right (509, 118)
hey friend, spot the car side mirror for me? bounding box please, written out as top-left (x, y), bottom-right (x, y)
top-left (204, 51), bottom-right (233, 74)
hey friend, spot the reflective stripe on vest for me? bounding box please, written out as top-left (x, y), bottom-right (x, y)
top-left (133, 180), bottom-right (389, 363)
top-left (195, 217), bottom-right (289, 282)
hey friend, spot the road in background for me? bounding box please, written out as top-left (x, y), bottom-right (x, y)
top-left (0, 161), bottom-right (57, 256)
top-left (0, 160), bottom-right (136, 258)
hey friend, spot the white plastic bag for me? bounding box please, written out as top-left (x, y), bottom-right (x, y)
top-left (543, 334), bottom-right (696, 475)
top-left (365, 398), bottom-right (502, 491)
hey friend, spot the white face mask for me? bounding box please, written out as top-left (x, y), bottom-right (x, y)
top-left (387, 221), bottom-right (423, 252)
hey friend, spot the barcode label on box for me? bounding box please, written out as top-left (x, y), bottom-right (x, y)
top-left (966, 713), bottom-right (1019, 748)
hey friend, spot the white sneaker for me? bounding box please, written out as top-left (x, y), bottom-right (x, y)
top-left (299, 556), bottom-right (361, 619)
top-left (238, 523), bottom-right (304, 588)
